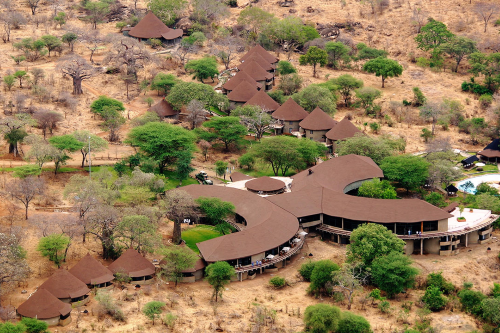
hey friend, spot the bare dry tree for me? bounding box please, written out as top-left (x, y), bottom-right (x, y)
top-left (26, 0), bottom-right (42, 15)
top-left (212, 36), bottom-right (243, 69)
top-left (186, 99), bottom-right (207, 129)
top-left (104, 35), bottom-right (153, 81)
top-left (57, 54), bottom-right (97, 95)
top-left (33, 109), bottom-right (63, 138)
top-left (68, 26), bottom-right (105, 63)
top-left (0, 233), bottom-right (30, 305)
top-left (6, 176), bottom-right (45, 220)
top-left (411, 7), bottom-right (428, 33)
top-left (173, 43), bottom-right (198, 67)
top-left (474, 2), bottom-right (499, 33)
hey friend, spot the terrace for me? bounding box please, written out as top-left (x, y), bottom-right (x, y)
top-left (234, 236), bottom-right (305, 279)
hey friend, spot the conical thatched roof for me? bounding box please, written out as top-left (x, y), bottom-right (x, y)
top-left (17, 289), bottom-right (72, 319)
top-left (108, 248), bottom-right (156, 278)
top-left (69, 254), bottom-right (115, 285)
top-left (227, 81), bottom-right (258, 103)
top-left (223, 71), bottom-right (262, 92)
top-left (38, 268), bottom-right (90, 299)
top-left (271, 98), bottom-right (308, 121)
top-left (325, 117), bottom-right (362, 141)
top-left (128, 12), bottom-right (183, 40)
top-left (299, 107), bottom-right (337, 131)
top-left (244, 91), bottom-right (280, 112)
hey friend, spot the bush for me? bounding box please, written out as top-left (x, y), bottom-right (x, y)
top-left (426, 272), bottom-right (455, 294)
top-left (269, 276), bottom-right (287, 289)
top-left (371, 252), bottom-right (419, 298)
top-left (458, 289), bottom-right (486, 316)
top-left (239, 153), bottom-right (255, 170)
top-left (304, 303), bottom-right (342, 333)
top-left (424, 193), bottom-right (446, 208)
top-left (461, 79), bottom-right (492, 95)
top-left (422, 286), bottom-right (447, 311)
top-left (276, 60), bottom-right (297, 75)
top-left (378, 300), bottom-right (391, 313)
top-left (21, 318), bottom-right (48, 333)
top-left (90, 96), bottom-right (125, 117)
top-left (142, 301), bottom-right (165, 324)
top-left (299, 260), bottom-right (316, 281)
top-left (337, 312), bottom-right (371, 333)
top-left (95, 291), bottom-right (125, 322)
top-left (308, 260), bottom-right (340, 295)
top-left (491, 283), bottom-right (500, 298)
top-left (479, 94), bottom-right (493, 109)
top-left (412, 87), bottom-right (426, 106)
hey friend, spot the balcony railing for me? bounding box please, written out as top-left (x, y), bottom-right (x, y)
top-left (234, 237), bottom-right (305, 274)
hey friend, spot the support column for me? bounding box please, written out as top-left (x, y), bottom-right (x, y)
top-left (239, 272), bottom-right (242, 282)
top-left (466, 233), bottom-right (468, 247)
top-left (420, 239), bottom-right (423, 255)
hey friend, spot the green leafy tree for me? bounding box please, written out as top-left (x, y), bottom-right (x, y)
top-left (185, 57), bottom-right (219, 82)
top-left (422, 286), bottom-right (447, 311)
top-left (13, 38), bottom-right (47, 62)
top-left (127, 122), bottom-right (196, 173)
top-left (206, 261), bottom-right (235, 302)
top-left (347, 223), bottom-right (405, 267)
top-left (62, 32), bottom-right (78, 52)
top-left (415, 18), bottom-right (454, 52)
top-left (40, 35), bottom-right (62, 57)
top-left (355, 87), bottom-right (382, 116)
top-left (167, 81), bottom-right (229, 111)
top-left (214, 160), bottom-right (228, 180)
top-left (363, 57), bottom-right (403, 88)
top-left (337, 312), bottom-right (371, 333)
top-left (412, 87), bottom-right (427, 106)
top-left (54, 12), bottom-right (66, 28)
top-left (196, 196), bottom-right (235, 234)
top-left (468, 52), bottom-right (500, 92)
top-left (458, 288), bottom-right (486, 316)
top-left (303, 303), bottom-right (342, 333)
top-left (201, 117), bottom-right (247, 151)
top-left (100, 106), bottom-right (126, 142)
top-left (308, 260), bottom-right (339, 295)
top-left (299, 260), bottom-right (317, 281)
top-left (292, 85), bottom-right (337, 114)
top-left (85, 1), bottom-right (110, 29)
top-left (159, 246), bottom-right (198, 287)
top-left (336, 135), bottom-right (394, 165)
top-left (20, 317), bottom-right (48, 333)
top-left (278, 73), bottom-right (303, 95)
top-left (424, 192), bottom-right (446, 208)
top-left (150, 73), bottom-right (178, 95)
top-left (332, 74), bottom-right (363, 106)
top-left (90, 96), bottom-right (125, 117)
top-left (148, 0), bottom-right (188, 26)
top-left (37, 234), bottom-right (70, 267)
top-left (358, 178), bottom-right (397, 199)
top-left (325, 41), bottom-right (351, 69)
top-left (115, 214), bottom-right (160, 253)
top-left (49, 135), bottom-right (84, 174)
top-left (421, 128), bottom-right (433, 142)
top-left (299, 46), bottom-right (328, 77)
top-left (251, 136), bottom-right (302, 176)
top-left (237, 7), bottom-right (274, 34)
top-left (380, 155), bottom-right (429, 192)
top-left (73, 130), bottom-right (108, 167)
top-left (426, 272), bottom-right (455, 294)
top-left (239, 153), bottom-right (255, 170)
top-left (475, 193), bottom-right (500, 213)
top-left (3, 75), bottom-right (15, 91)
top-left (355, 43), bottom-right (388, 60)
top-left (441, 36), bottom-right (477, 72)
top-left (262, 17), bottom-right (309, 52)
top-left (142, 301), bottom-right (165, 325)
top-left (14, 71), bottom-right (28, 88)
top-left (371, 252), bottom-right (419, 298)
top-left (276, 60), bottom-right (297, 75)
top-left (175, 151), bottom-right (194, 185)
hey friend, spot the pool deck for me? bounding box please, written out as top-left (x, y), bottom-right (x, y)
top-left (457, 173), bottom-right (500, 194)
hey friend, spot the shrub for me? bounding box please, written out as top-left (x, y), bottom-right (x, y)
top-left (369, 289), bottom-right (385, 303)
top-left (479, 94), bottom-right (493, 109)
top-left (304, 303), bottom-right (342, 333)
top-left (276, 60), bottom-right (297, 75)
top-left (412, 87), bottom-right (426, 106)
top-left (426, 272), bottom-right (455, 294)
top-left (458, 289), bottom-right (486, 316)
top-left (371, 252), bottom-right (419, 298)
top-left (299, 260), bottom-right (316, 281)
top-left (142, 301), bottom-right (165, 325)
top-left (308, 260), bottom-right (340, 295)
top-left (238, 153), bottom-right (255, 170)
top-left (269, 276), bottom-right (287, 289)
top-left (337, 312), bottom-right (371, 333)
top-left (378, 300), bottom-right (391, 313)
top-left (20, 318), bottom-right (48, 333)
top-left (422, 286), bottom-right (447, 311)
top-left (424, 193), bottom-right (446, 208)
top-left (95, 291), bottom-right (125, 322)
top-left (491, 283), bottom-right (500, 298)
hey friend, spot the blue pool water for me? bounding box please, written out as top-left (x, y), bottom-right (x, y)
top-left (456, 174), bottom-right (500, 194)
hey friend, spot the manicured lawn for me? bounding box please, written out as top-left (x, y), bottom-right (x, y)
top-left (209, 106), bottom-right (227, 117)
top-left (163, 170), bottom-right (199, 190)
top-left (236, 159), bottom-right (296, 178)
top-left (182, 225), bottom-right (222, 253)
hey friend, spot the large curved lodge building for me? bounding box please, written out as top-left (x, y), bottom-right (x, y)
top-left (182, 155), bottom-right (497, 281)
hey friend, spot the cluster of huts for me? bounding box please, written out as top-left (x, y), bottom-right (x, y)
top-left (222, 45), bottom-right (362, 147)
top-left (16, 249), bottom-right (157, 326)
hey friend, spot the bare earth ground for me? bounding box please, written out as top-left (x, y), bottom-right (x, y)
top-left (0, 0), bottom-right (499, 331)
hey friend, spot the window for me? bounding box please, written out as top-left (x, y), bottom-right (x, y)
top-left (423, 221), bottom-right (438, 232)
top-left (299, 214), bottom-right (321, 224)
top-left (289, 121), bottom-right (293, 125)
top-left (323, 215), bottom-right (342, 228)
top-left (396, 222), bottom-right (420, 235)
top-left (310, 130), bottom-right (313, 134)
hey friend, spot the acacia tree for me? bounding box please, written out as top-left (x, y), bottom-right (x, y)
top-left (148, 0), bottom-right (187, 26)
top-left (6, 176), bottom-right (45, 220)
top-left (206, 261), bottom-right (235, 302)
top-left (162, 190), bottom-right (198, 245)
top-left (363, 57), bottom-right (403, 88)
top-left (441, 36), bottom-right (477, 72)
top-left (72, 130), bottom-right (108, 167)
top-left (57, 54), bottom-right (97, 95)
top-left (85, 1), bottom-right (109, 29)
top-left (231, 105), bottom-right (276, 141)
top-left (0, 233), bottom-right (30, 305)
top-left (299, 46), bottom-right (328, 77)
top-left (159, 246), bottom-right (198, 287)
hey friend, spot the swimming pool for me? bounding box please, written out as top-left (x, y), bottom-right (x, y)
top-left (456, 174), bottom-right (500, 194)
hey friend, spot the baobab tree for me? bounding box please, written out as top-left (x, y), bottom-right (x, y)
top-left (105, 36), bottom-right (153, 81)
top-left (57, 55), bottom-right (97, 95)
top-left (162, 190), bottom-right (198, 245)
